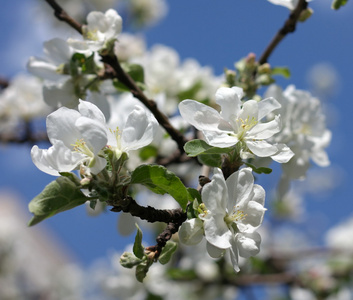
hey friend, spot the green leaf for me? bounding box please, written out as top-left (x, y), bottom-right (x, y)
top-left (197, 153), bottom-right (222, 168)
top-left (139, 145), bottom-right (158, 161)
top-left (133, 224), bottom-right (145, 259)
top-left (158, 241), bottom-right (178, 265)
top-left (113, 63), bottom-right (145, 92)
top-left (120, 252), bottom-right (143, 268)
top-left (245, 162), bottom-right (272, 174)
top-left (130, 165), bottom-right (192, 210)
top-left (28, 176), bottom-right (89, 226)
top-left (136, 260), bottom-right (153, 282)
top-left (271, 66), bottom-right (291, 79)
top-left (184, 139), bottom-right (233, 157)
top-left (332, 0), bottom-right (348, 9)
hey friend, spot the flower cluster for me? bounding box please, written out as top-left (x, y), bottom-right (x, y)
top-left (179, 168), bottom-right (266, 272)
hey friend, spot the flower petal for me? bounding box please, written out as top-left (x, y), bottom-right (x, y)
top-left (226, 168), bottom-right (254, 210)
top-left (246, 140), bottom-right (278, 157)
top-left (215, 86), bottom-right (243, 123)
top-left (121, 105), bottom-right (158, 151)
top-left (258, 97), bottom-right (281, 121)
top-left (31, 141), bottom-right (84, 176)
top-left (247, 115), bottom-right (281, 140)
top-left (236, 231), bottom-right (261, 258)
top-left (179, 100), bottom-right (233, 133)
top-left (178, 218), bottom-right (204, 245)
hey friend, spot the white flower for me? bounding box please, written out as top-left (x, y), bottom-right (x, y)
top-left (31, 100), bottom-right (108, 176)
top-left (180, 168), bottom-right (266, 272)
top-left (179, 86), bottom-right (294, 162)
top-left (264, 84), bottom-right (331, 180)
top-left (107, 105), bottom-right (158, 160)
top-left (31, 100), bottom-right (157, 176)
top-left (81, 9), bottom-right (122, 51)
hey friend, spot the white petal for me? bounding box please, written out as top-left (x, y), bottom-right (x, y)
top-left (43, 79), bottom-right (79, 108)
top-left (238, 100), bottom-right (259, 122)
top-left (43, 38), bottom-right (72, 64)
top-left (215, 87), bottom-right (243, 123)
top-left (247, 115), bottom-right (281, 140)
top-left (206, 242), bottom-right (225, 258)
top-left (258, 97), bottom-right (281, 121)
top-left (246, 140), bottom-right (278, 157)
top-left (271, 143), bottom-right (295, 163)
top-left (46, 107), bottom-right (81, 147)
top-left (31, 141), bottom-right (84, 176)
top-left (75, 117), bottom-right (108, 154)
top-left (27, 57), bottom-right (61, 81)
top-left (179, 100), bottom-right (233, 132)
top-left (203, 130), bottom-right (238, 148)
top-left (229, 236), bottom-right (240, 272)
top-left (121, 105), bottom-right (158, 151)
top-left (236, 231), bottom-right (261, 258)
top-left (78, 99), bottom-right (106, 125)
top-left (226, 168), bottom-right (254, 210)
top-left (178, 218), bottom-right (204, 245)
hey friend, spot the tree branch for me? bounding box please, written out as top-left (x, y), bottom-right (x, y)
top-left (258, 0), bottom-right (308, 65)
top-left (43, 0), bottom-right (187, 154)
top-left (110, 196), bottom-right (186, 224)
top-left (44, 0), bottom-right (83, 34)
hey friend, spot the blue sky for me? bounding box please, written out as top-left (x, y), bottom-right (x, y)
top-left (0, 0), bottom-right (353, 267)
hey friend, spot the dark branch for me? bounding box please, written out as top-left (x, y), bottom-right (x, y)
top-left (100, 55), bottom-right (187, 154)
top-left (0, 77), bottom-right (9, 90)
top-left (44, 0), bottom-right (83, 34)
top-left (110, 196), bottom-right (186, 224)
top-left (258, 0), bottom-right (308, 64)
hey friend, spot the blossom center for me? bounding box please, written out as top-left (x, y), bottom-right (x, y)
top-left (236, 116), bottom-right (258, 140)
top-left (72, 139), bottom-right (96, 167)
top-left (224, 206), bottom-right (247, 226)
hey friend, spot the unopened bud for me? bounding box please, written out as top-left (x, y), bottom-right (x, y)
top-left (258, 63), bottom-right (271, 74)
top-left (299, 8), bottom-right (313, 22)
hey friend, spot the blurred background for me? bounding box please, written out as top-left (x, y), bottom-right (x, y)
top-left (0, 0), bottom-right (352, 299)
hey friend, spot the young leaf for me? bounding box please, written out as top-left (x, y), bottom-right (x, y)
top-left (28, 176), bottom-right (89, 226)
top-left (120, 252), bottom-right (143, 268)
top-left (332, 0), bottom-right (348, 9)
top-left (271, 66), bottom-right (291, 79)
top-left (197, 153), bottom-right (222, 168)
top-left (245, 162), bottom-right (272, 174)
top-left (158, 241), bottom-right (178, 265)
top-left (130, 165), bottom-right (192, 210)
top-left (136, 260), bottom-right (153, 282)
top-left (184, 139), bottom-right (233, 157)
top-left (133, 224), bottom-right (145, 259)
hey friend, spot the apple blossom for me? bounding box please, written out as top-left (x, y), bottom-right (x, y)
top-left (264, 84), bottom-right (331, 180)
top-left (31, 100), bottom-right (158, 176)
top-left (180, 168), bottom-right (266, 272)
top-left (179, 86), bottom-right (294, 162)
top-left (31, 100), bottom-right (108, 176)
top-left (81, 9), bottom-right (122, 51)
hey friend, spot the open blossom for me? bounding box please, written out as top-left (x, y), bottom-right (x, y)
top-left (179, 86), bottom-right (294, 162)
top-left (31, 100), bottom-right (157, 176)
top-left (179, 168), bottom-right (266, 272)
top-left (264, 84), bottom-right (331, 180)
top-left (77, 9), bottom-right (122, 51)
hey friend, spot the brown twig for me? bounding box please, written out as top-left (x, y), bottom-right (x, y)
top-left (0, 77), bottom-right (9, 89)
top-left (44, 0), bottom-right (83, 34)
top-left (110, 196), bottom-right (186, 224)
top-left (43, 0), bottom-right (187, 154)
top-left (258, 0), bottom-right (308, 64)
top-left (100, 55), bottom-right (187, 154)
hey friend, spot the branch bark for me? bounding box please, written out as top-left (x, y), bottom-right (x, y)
top-left (258, 0), bottom-right (308, 65)
top-left (44, 0), bottom-right (83, 34)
